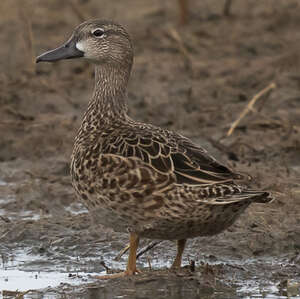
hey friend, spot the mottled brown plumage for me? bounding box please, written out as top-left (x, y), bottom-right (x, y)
top-left (36, 20), bottom-right (273, 278)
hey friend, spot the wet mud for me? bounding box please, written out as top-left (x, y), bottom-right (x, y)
top-left (0, 0), bottom-right (300, 298)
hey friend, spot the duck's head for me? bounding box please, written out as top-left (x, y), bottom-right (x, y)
top-left (36, 20), bottom-right (133, 68)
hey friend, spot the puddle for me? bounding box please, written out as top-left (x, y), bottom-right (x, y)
top-left (64, 203), bottom-right (88, 216)
top-left (0, 270), bottom-right (97, 292)
top-left (0, 203), bottom-right (41, 222)
top-left (0, 196), bottom-right (15, 207)
top-left (0, 179), bottom-right (15, 188)
top-left (0, 209), bottom-right (41, 221)
top-left (0, 246), bottom-right (167, 293)
top-left (0, 180), bottom-right (7, 187)
top-left (0, 249), bottom-right (100, 294)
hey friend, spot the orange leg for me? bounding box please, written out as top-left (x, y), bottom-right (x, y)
top-left (126, 232), bottom-right (140, 275)
top-left (171, 239), bottom-right (187, 269)
top-left (95, 233), bottom-right (140, 279)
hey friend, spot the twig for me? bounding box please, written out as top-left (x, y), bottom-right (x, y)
top-left (0, 227), bottom-right (14, 241)
top-left (3, 290), bottom-right (34, 299)
top-left (147, 257), bottom-right (152, 270)
top-left (137, 241), bottom-right (162, 259)
top-left (0, 121), bottom-right (23, 126)
top-left (178, 0), bottom-right (188, 25)
top-left (168, 27), bottom-right (192, 71)
top-left (224, 0), bottom-right (234, 16)
top-left (189, 260), bottom-right (195, 272)
top-left (115, 240), bottom-right (162, 261)
top-left (0, 216), bottom-right (11, 223)
top-left (100, 261), bottom-right (111, 273)
top-left (226, 82), bottom-right (276, 137)
top-left (16, 289), bottom-right (35, 299)
top-left (5, 107), bottom-right (34, 121)
top-left (114, 243), bottom-right (130, 261)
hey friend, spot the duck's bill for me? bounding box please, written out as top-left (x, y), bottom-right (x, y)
top-left (36, 35), bottom-right (84, 63)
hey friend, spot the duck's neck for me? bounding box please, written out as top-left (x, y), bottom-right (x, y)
top-left (86, 63), bottom-right (131, 123)
top-left (75, 63), bottom-right (131, 145)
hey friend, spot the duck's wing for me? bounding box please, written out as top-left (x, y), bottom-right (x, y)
top-left (102, 125), bottom-right (243, 186)
top-left (171, 136), bottom-right (243, 185)
top-left (96, 155), bottom-right (272, 211)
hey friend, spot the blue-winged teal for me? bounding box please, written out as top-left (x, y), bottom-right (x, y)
top-left (36, 20), bottom-right (273, 279)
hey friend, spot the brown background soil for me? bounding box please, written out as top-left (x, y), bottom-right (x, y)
top-left (0, 0), bottom-right (300, 298)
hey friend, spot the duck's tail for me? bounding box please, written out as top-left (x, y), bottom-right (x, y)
top-left (246, 190), bottom-right (274, 204)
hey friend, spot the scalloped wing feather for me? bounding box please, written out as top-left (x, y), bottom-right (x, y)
top-left (101, 125), bottom-right (242, 186)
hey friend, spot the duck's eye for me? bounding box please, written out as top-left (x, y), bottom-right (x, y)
top-left (92, 29), bottom-right (105, 37)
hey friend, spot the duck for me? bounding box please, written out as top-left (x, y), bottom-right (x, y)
top-left (36, 20), bottom-right (273, 279)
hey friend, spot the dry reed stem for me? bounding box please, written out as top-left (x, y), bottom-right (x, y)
top-left (17, 0), bottom-right (35, 74)
top-left (16, 290), bottom-right (35, 299)
top-left (226, 82), bottom-right (276, 137)
top-left (114, 243), bottom-right (130, 261)
top-left (147, 257), bottom-right (152, 270)
top-left (0, 216), bottom-right (10, 223)
top-left (137, 240), bottom-right (162, 259)
top-left (168, 27), bottom-right (192, 71)
top-left (67, 0), bottom-right (87, 22)
top-left (115, 240), bottom-right (162, 261)
top-left (2, 290), bottom-right (34, 299)
top-left (224, 0), bottom-right (234, 16)
top-left (178, 0), bottom-right (188, 25)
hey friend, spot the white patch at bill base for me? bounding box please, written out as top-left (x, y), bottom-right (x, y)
top-left (76, 41), bottom-right (86, 53)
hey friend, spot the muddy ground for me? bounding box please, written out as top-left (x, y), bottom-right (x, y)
top-left (0, 0), bottom-right (300, 298)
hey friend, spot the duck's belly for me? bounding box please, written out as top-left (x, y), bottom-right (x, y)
top-left (84, 197), bottom-right (251, 240)
top-left (138, 201), bottom-right (250, 240)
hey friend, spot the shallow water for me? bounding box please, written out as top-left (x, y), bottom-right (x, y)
top-left (0, 269), bottom-right (97, 292)
top-left (0, 246), bottom-right (299, 298)
top-left (0, 181), bottom-right (6, 187)
top-left (0, 249), bottom-right (99, 295)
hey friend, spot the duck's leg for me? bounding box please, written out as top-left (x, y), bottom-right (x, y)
top-left (171, 239), bottom-right (187, 269)
top-left (95, 233), bottom-right (140, 279)
top-left (126, 232), bottom-right (140, 274)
